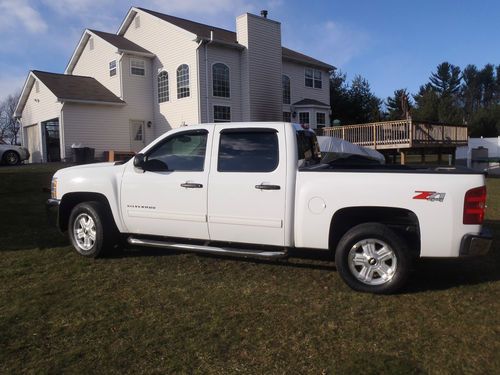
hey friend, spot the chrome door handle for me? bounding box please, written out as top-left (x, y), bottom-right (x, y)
top-left (255, 184), bottom-right (281, 190)
top-left (180, 182), bottom-right (203, 188)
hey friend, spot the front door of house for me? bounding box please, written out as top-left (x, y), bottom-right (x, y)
top-left (130, 120), bottom-right (145, 152)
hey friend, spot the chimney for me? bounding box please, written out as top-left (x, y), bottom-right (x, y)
top-left (236, 13), bottom-right (282, 121)
top-left (260, 10), bottom-right (268, 18)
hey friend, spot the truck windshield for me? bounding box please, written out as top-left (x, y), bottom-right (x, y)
top-left (297, 130), bottom-right (321, 166)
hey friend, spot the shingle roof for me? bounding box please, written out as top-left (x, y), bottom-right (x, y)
top-left (88, 29), bottom-right (153, 55)
top-left (137, 8), bottom-right (238, 45)
top-left (136, 7), bottom-right (334, 70)
top-left (282, 47), bottom-right (333, 70)
top-left (293, 98), bottom-right (330, 107)
top-left (32, 71), bottom-right (125, 104)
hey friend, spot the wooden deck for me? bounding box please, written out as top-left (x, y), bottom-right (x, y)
top-left (319, 119), bottom-right (468, 150)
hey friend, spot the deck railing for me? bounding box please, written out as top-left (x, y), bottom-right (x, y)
top-left (320, 119), bottom-right (468, 149)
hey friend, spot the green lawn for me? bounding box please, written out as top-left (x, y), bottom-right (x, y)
top-left (0, 164), bottom-right (499, 374)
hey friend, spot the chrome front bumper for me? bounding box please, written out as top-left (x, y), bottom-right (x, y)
top-left (460, 227), bottom-right (493, 256)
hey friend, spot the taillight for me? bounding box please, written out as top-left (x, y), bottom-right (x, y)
top-left (463, 186), bottom-right (487, 225)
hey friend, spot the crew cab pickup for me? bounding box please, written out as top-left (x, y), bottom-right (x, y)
top-left (47, 122), bottom-right (492, 293)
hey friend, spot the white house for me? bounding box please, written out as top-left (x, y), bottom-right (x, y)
top-left (14, 7), bottom-right (334, 163)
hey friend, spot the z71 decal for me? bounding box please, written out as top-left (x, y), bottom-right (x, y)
top-left (413, 191), bottom-right (446, 202)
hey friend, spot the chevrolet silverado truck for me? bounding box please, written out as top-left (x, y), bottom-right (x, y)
top-left (46, 122), bottom-right (492, 293)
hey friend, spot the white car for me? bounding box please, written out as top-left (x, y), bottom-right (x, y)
top-left (0, 140), bottom-right (30, 165)
top-left (46, 122), bottom-right (492, 294)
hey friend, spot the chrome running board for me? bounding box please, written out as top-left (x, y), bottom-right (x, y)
top-left (127, 237), bottom-right (288, 260)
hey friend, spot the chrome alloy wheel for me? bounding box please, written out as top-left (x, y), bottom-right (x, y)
top-left (73, 213), bottom-right (97, 252)
top-left (348, 238), bottom-right (397, 286)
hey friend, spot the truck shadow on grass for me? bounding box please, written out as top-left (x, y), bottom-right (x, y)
top-left (118, 221), bottom-right (500, 293)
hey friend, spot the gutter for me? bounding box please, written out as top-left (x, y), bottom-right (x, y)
top-left (57, 98), bottom-right (126, 106)
top-left (205, 31), bottom-right (214, 123)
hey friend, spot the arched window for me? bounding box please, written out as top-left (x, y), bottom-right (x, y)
top-left (158, 71), bottom-right (169, 103)
top-left (282, 75), bottom-right (290, 104)
top-left (177, 64), bottom-right (190, 99)
top-left (212, 63), bottom-right (230, 97)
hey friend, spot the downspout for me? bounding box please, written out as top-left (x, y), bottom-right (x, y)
top-left (118, 52), bottom-right (125, 100)
top-left (196, 39), bottom-right (204, 124)
top-left (205, 31), bottom-right (214, 122)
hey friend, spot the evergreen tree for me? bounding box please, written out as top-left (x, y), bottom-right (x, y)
top-left (386, 89), bottom-right (412, 120)
top-left (429, 62), bottom-right (461, 97)
top-left (412, 84), bottom-right (440, 122)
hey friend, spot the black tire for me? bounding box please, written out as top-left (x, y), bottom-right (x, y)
top-left (335, 222), bottom-right (412, 294)
top-left (3, 151), bottom-right (20, 165)
top-left (68, 201), bottom-right (116, 258)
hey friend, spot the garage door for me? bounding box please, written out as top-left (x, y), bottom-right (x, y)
top-left (25, 124), bottom-right (42, 163)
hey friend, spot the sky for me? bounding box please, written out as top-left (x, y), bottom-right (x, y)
top-left (1, 0), bottom-right (500, 103)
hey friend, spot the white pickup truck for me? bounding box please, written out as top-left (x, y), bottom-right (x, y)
top-left (47, 122), bottom-right (492, 293)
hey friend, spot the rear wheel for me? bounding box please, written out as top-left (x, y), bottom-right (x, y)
top-left (3, 151), bottom-right (20, 165)
top-left (335, 223), bottom-right (412, 294)
top-left (68, 202), bottom-right (116, 258)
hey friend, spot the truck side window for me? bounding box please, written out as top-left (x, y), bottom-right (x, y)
top-left (218, 129), bottom-right (279, 172)
top-left (147, 131), bottom-right (207, 171)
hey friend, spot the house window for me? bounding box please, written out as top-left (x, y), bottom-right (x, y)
top-left (282, 75), bottom-right (290, 104)
top-left (214, 106), bottom-right (231, 122)
top-left (299, 112), bottom-right (310, 125)
top-left (212, 63), bottom-right (230, 98)
top-left (218, 130), bottom-right (279, 172)
top-left (131, 59), bottom-right (145, 76)
top-left (305, 68), bottom-right (322, 88)
top-left (158, 71), bottom-right (169, 103)
top-left (283, 112), bottom-right (291, 122)
top-left (134, 16), bottom-right (141, 29)
top-left (316, 112), bottom-right (326, 127)
top-left (109, 60), bottom-right (117, 77)
top-left (177, 64), bottom-right (190, 98)
top-left (89, 37), bottom-right (94, 51)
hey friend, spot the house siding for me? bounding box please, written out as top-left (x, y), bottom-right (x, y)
top-left (72, 35), bottom-right (121, 97)
top-left (21, 78), bottom-right (62, 162)
top-left (236, 13), bottom-right (282, 122)
top-left (123, 10), bottom-right (201, 137)
top-left (62, 103), bottom-right (153, 158)
top-left (198, 44), bottom-right (243, 123)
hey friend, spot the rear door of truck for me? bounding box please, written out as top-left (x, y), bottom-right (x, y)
top-left (207, 123), bottom-right (287, 246)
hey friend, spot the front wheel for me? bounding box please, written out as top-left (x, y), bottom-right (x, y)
top-left (335, 223), bottom-right (412, 294)
top-left (3, 151), bottom-right (20, 165)
top-left (68, 202), bottom-right (115, 258)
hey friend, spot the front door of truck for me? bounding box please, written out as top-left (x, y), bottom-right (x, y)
top-left (207, 124), bottom-right (287, 246)
top-left (121, 129), bottom-right (211, 239)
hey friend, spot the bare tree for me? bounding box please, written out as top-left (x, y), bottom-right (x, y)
top-left (0, 93), bottom-right (21, 144)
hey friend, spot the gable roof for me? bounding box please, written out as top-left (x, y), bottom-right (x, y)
top-left (65, 29), bottom-right (154, 74)
top-left (88, 29), bottom-right (153, 55)
top-left (123, 7), bottom-right (334, 70)
top-left (15, 71), bottom-right (125, 117)
top-left (137, 8), bottom-right (239, 45)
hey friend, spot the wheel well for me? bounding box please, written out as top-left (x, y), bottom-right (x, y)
top-left (58, 192), bottom-right (117, 232)
top-left (329, 207), bottom-right (421, 256)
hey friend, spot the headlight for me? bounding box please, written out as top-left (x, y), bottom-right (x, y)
top-left (51, 178), bottom-right (58, 199)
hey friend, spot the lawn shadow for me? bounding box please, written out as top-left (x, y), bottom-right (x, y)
top-left (404, 219), bottom-right (500, 293)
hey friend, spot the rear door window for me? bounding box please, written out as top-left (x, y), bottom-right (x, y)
top-left (218, 129), bottom-right (279, 172)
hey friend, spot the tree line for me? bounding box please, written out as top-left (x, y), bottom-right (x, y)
top-left (330, 62), bottom-right (500, 136)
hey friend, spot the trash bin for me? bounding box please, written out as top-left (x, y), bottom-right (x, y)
top-left (84, 147), bottom-right (95, 163)
top-left (72, 147), bottom-right (86, 164)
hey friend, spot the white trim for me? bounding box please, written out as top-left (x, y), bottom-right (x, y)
top-left (14, 72), bottom-right (36, 118)
top-left (211, 61), bottom-right (231, 99)
top-left (316, 111), bottom-right (326, 127)
top-left (57, 98), bottom-right (126, 106)
top-left (130, 58), bottom-right (146, 77)
top-left (304, 67), bottom-right (322, 89)
top-left (109, 59), bottom-right (117, 77)
top-left (65, 31), bottom-right (90, 74)
top-left (176, 63), bottom-right (191, 100)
